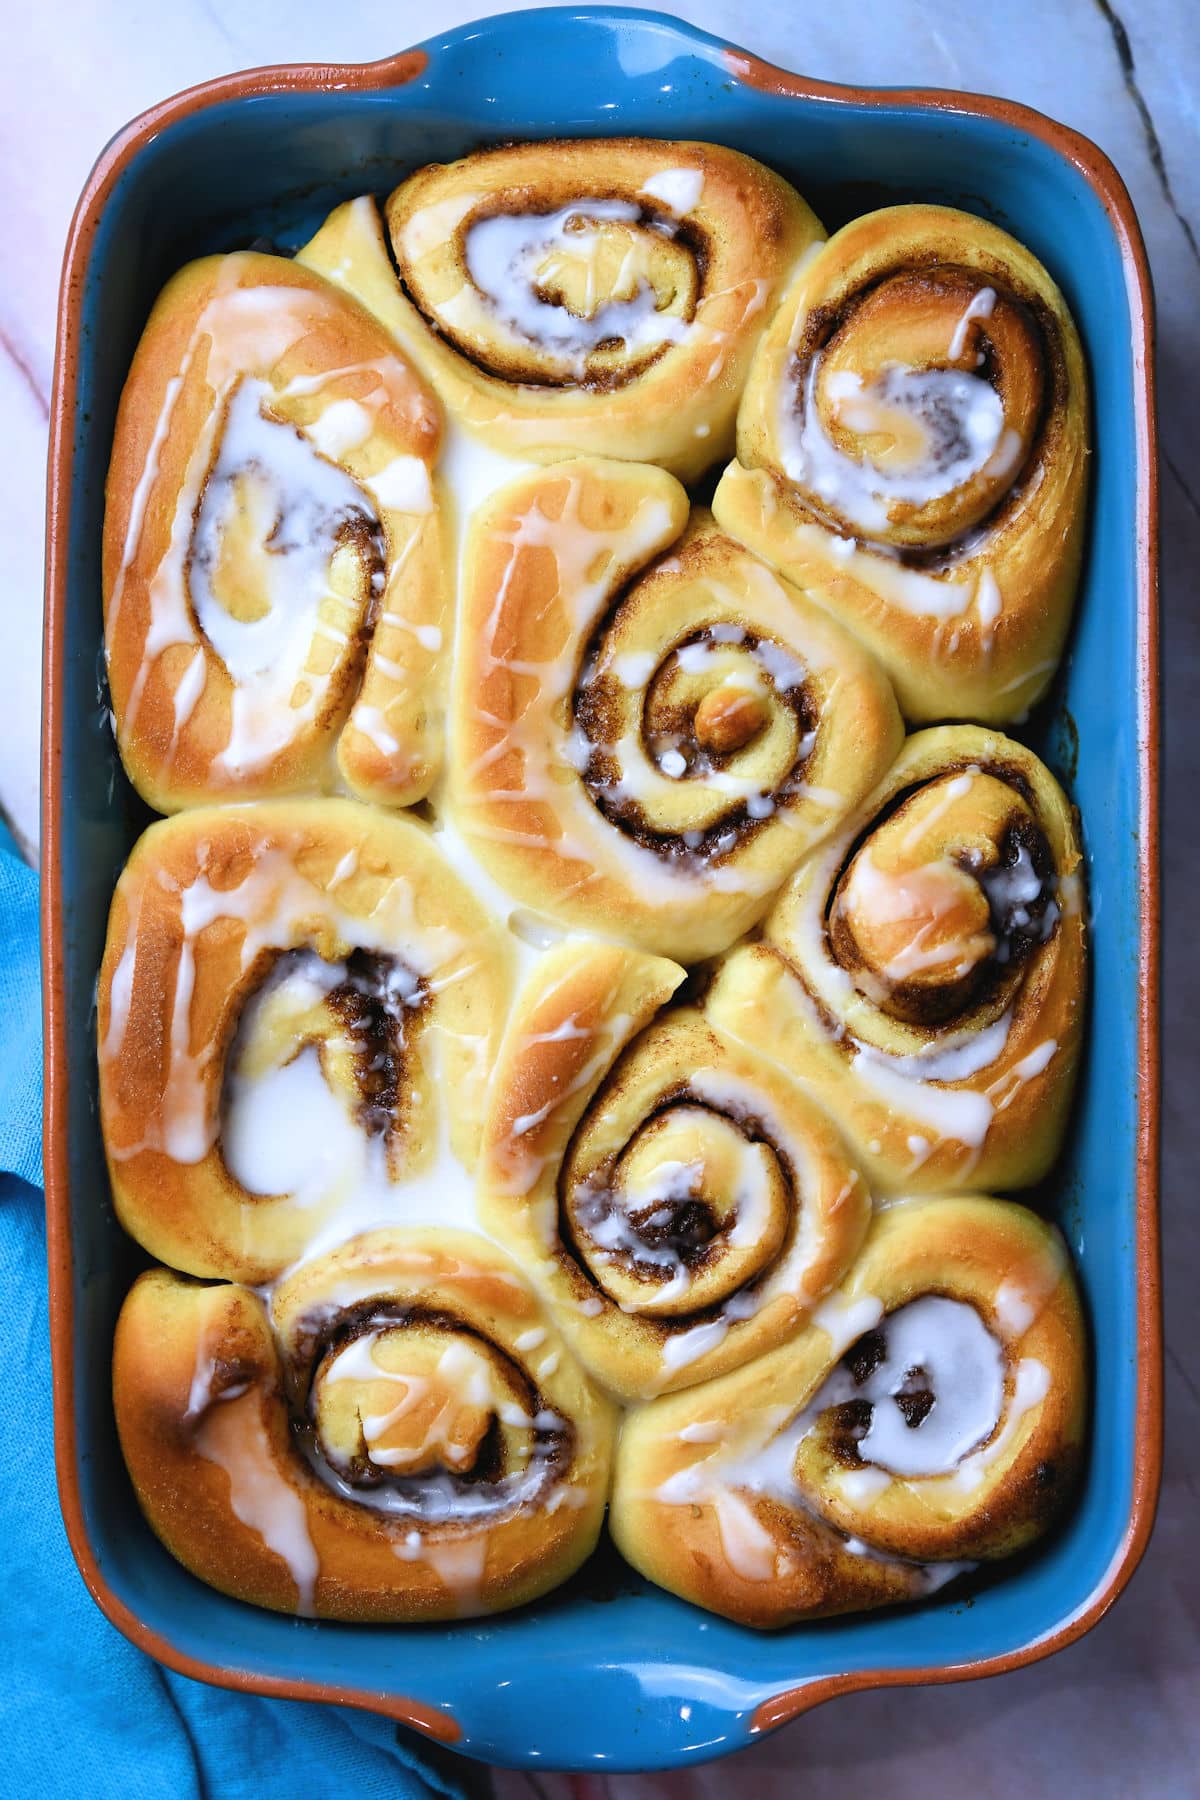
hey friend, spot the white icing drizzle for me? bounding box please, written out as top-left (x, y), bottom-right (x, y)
top-left (983, 839), bottom-right (1044, 922)
top-left (304, 397), bottom-right (374, 458)
top-left (102, 835), bottom-right (473, 1193)
top-left (653, 1374), bottom-right (966, 1595)
top-left (225, 1045), bottom-right (354, 1209)
top-left (839, 847), bottom-right (993, 984)
top-left (188, 377), bottom-right (376, 773)
top-left (286, 1305), bottom-right (586, 1614)
top-left (544, 1058), bottom-right (865, 1385)
top-left (657, 1289), bottom-right (763, 1378)
top-left (457, 198), bottom-right (690, 374)
top-left (836, 1465), bottom-right (893, 1503)
top-left (951, 1358), bottom-right (1051, 1491)
top-left (460, 468), bottom-right (847, 918)
top-left (304, 1375), bottom-right (568, 1526)
top-left (811, 1290), bottom-right (886, 1359)
top-left (504, 1002), bottom-right (635, 1163)
top-left (652, 1291), bottom-right (1048, 1596)
top-left (779, 350), bottom-right (1015, 539)
top-left (640, 168), bottom-right (705, 216)
top-left (975, 566), bottom-right (1003, 649)
top-left (433, 811), bottom-right (560, 991)
top-left (439, 416), bottom-right (537, 581)
top-left (365, 455), bottom-right (434, 513)
top-left (324, 1332), bottom-right (500, 1471)
top-left (170, 647), bottom-right (208, 746)
top-left (848, 1012), bottom-right (1014, 1150)
top-left (572, 1109), bottom-right (775, 1314)
top-left (351, 705), bottom-right (399, 757)
top-left (737, 794), bottom-right (1066, 1167)
top-left (613, 649), bottom-right (660, 689)
top-left (759, 471), bottom-right (997, 622)
top-left (900, 770), bottom-right (977, 850)
top-left (816, 1297), bottom-right (1005, 1478)
top-left (599, 1073), bottom-right (784, 1368)
top-left (995, 1280), bottom-right (1036, 1336)
top-left (109, 263), bottom-right (439, 784)
top-left (948, 286), bottom-right (997, 362)
top-left (193, 1394), bottom-right (319, 1615)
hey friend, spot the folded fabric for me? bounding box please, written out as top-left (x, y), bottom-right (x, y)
top-left (0, 821), bottom-right (463, 1800)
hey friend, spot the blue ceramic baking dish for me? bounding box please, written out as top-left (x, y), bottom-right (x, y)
top-left (43, 6), bottom-right (1161, 1772)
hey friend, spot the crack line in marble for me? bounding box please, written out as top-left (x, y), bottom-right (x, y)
top-left (1091, 0), bottom-right (1200, 268)
top-left (0, 323), bottom-right (49, 421)
top-left (1164, 453), bottom-right (1200, 523)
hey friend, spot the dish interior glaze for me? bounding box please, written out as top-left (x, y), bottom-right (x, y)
top-left (46, 6), bottom-right (1157, 1772)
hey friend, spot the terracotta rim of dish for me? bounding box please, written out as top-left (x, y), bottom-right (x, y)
top-left (40, 14), bottom-right (1161, 1756)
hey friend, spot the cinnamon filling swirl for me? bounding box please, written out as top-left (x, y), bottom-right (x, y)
top-left (291, 1307), bottom-right (573, 1521)
top-left (220, 944), bottom-right (433, 1190)
top-left (610, 1195), bottom-right (1086, 1627)
top-left (406, 194), bottom-right (711, 392)
top-left (824, 769), bottom-right (1060, 1027)
top-left (712, 204), bottom-right (1089, 724)
top-left (573, 613), bottom-right (820, 864)
top-left (779, 263), bottom-right (1060, 557)
top-left (560, 1086), bottom-right (793, 1319)
top-left (186, 378), bottom-right (388, 730)
top-left (705, 726), bottom-right (1086, 1196)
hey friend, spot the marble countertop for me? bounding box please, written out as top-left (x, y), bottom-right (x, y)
top-left (2, 2), bottom-right (1194, 1794)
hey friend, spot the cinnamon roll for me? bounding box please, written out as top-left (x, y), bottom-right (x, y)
top-left (97, 800), bottom-right (512, 1283)
top-left (713, 205), bottom-right (1089, 723)
top-left (297, 140), bottom-right (823, 481)
top-left (611, 1195), bottom-right (1086, 1627)
top-left (104, 251), bottom-right (447, 812)
top-left (450, 460), bottom-right (903, 961)
top-left (706, 727), bottom-right (1086, 1194)
top-left (113, 1229), bottom-right (616, 1621)
top-left (480, 943), bottom-right (871, 1399)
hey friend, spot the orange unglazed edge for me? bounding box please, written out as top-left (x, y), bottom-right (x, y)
top-left (40, 36), bottom-right (1161, 1756)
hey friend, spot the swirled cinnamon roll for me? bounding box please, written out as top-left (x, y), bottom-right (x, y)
top-left (611, 1195), bottom-right (1086, 1627)
top-left (97, 801), bottom-right (511, 1283)
top-left (706, 727), bottom-right (1086, 1193)
top-left (113, 1229), bottom-right (616, 1621)
top-left (297, 140), bottom-right (823, 481)
top-left (480, 943), bottom-right (871, 1399)
top-left (713, 206), bottom-right (1089, 723)
top-left (104, 252), bottom-right (447, 812)
top-left (450, 460), bottom-right (903, 961)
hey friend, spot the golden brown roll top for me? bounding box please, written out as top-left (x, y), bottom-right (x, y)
top-left (114, 1229), bottom-right (617, 1621)
top-left (298, 139), bottom-right (824, 480)
top-left (707, 726), bottom-right (1086, 1194)
top-left (611, 1195), bottom-right (1086, 1628)
top-left (100, 163), bottom-right (1094, 1639)
top-left (96, 800), bottom-right (512, 1283)
top-left (713, 205), bottom-right (1089, 723)
top-left (480, 942), bottom-right (871, 1399)
top-left (450, 458), bottom-right (903, 961)
top-left (104, 251), bottom-right (447, 812)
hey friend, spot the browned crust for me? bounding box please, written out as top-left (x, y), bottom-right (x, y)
top-left (96, 799), bottom-right (511, 1281)
top-left (453, 470), bottom-right (902, 961)
top-left (103, 250), bottom-right (445, 813)
top-left (713, 202), bottom-right (1089, 725)
top-left (611, 1195), bottom-right (1087, 1628)
top-left (377, 137), bottom-right (826, 481)
top-left (113, 1232), bottom-right (617, 1621)
top-left (707, 726), bottom-right (1087, 1195)
top-left (481, 944), bottom-right (871, 1399)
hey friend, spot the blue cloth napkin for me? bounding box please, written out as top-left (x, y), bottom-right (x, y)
top-left (0, 822), bottom-right (465, 1800)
